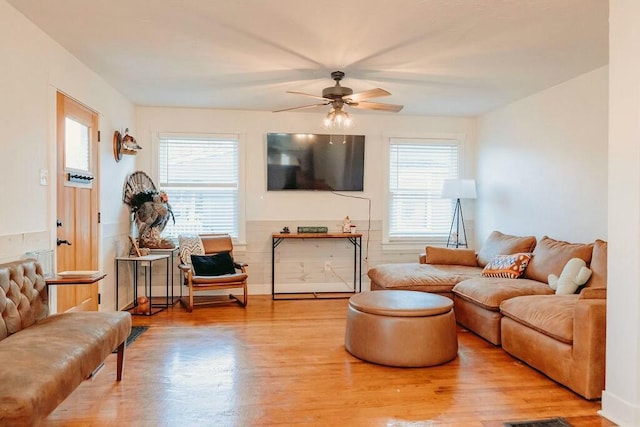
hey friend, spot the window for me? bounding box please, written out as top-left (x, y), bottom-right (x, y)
top-left (387, 137), bottom-right (460, 241)
top-left (158, 134), bottom-right (240, 240)
top-left (64, 117), bottom-right (90, 171)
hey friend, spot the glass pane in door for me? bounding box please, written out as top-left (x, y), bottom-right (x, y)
top-left (64, 117), bottom-right (90, 171)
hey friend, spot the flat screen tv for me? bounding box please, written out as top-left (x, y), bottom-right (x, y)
top-left (267, 133), bottom-right (365, 191)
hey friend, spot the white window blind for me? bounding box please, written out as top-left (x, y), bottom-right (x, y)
top-left (158, 135), bottom-right (239, 239)
top-left (388, 138), bottom-right (459, 239)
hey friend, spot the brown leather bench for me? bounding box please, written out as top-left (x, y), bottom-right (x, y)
top-left (0, 259), bottom-right (131, 426)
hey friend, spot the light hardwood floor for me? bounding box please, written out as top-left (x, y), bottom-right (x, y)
top-left (46, 296), bottom-right (615, 426)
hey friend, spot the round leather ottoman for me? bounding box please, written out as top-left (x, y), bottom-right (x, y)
top-left (345, 290), bottom-right (457, 367)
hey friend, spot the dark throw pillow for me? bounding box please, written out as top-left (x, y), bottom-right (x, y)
top-left (191, 252), bottom-right (236, 276)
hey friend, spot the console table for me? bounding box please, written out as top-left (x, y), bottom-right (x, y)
top-left (271, 232), bottom-right (362, 300)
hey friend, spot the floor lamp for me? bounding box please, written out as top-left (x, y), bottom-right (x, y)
top-left (441, 179), bottom-right (477, 248)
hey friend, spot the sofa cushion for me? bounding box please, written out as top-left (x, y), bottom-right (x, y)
top-left (424, 246), bottom-right (477, 266)
top-left (586, 239), bottom-right (607, 289)
top-left (368, 263), bottom-right (482, 293)
top-left (500, 294), bottom-right (579, 344)
top-left (476, 231), bottom-right (537, 267)
top-left (523, 236), bottom-right (593, 284)
top-left (452, 277), bottom-right (554, 311)
top-left (481, 253), bottom-right (532, 279)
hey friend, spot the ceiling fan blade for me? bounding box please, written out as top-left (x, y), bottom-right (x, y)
top-left (286, 91), bottom-right (330, 101)
top-left (343, 88), bottom-right (390, 103)
top-left (273, 102), bottom-right (328, 113)
top-left (351, 101), bottom-right (404, 112)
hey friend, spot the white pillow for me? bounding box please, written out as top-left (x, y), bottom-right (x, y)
top-left (178, 234), bottom-right (205, 267)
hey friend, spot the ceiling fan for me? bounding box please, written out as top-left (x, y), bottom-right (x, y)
top-left (273, 71), bottom-right (404, 115)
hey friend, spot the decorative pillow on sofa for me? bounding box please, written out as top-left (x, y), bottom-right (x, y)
top-left (190, 252), bottom-right (236, 276)
top-left (481, 253), bottom-right (532, 279)
top-left (476, 231), bottom-right (537, 267)
top-left (424, 246), bottom-right (478, 266)
top-left (523, 236), bottom-right (593, 283)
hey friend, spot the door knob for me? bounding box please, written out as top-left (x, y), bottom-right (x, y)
top-left (56, 239), bottom-right (72, 246)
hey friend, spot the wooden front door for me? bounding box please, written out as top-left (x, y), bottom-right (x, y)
top-left (56, 92), bottom-right (100, 312)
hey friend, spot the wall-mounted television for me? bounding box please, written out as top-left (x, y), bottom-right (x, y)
top-left (267, 133), bottom-right (365, 191)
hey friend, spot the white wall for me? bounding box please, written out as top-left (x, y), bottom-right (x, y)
top-left (0, 1), bottom-right (50, 238)
top-left (476, 66), bottom-right (608, 244)
top-left (601, 1), bottom-right (640, 425)
top-left (0, 0), bottom-right (136, 310)
top-left (136, 107), bottom-right (477, 292)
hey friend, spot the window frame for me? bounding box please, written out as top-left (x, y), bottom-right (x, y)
top-left (151, 132), bottom-right (246, 247)
top-left (382, 133), bottom-right (466, 251)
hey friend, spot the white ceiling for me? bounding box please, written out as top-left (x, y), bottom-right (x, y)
top-left (8, 0), bottom-right (608, 116)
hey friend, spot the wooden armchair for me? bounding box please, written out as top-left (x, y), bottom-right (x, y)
top-left (177, 234), bottom-right (248, 311)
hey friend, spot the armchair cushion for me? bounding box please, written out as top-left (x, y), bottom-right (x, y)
top-left (192, 272), bottom-right (247, 285)
top-left (191, 252), bottom-right (236, 276)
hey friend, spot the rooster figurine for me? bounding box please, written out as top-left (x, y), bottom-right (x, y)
top-left (123, 171), bottom-right (175, 249)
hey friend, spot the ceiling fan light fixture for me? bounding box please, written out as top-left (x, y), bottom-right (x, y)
top-left (324, 106), bottom-right (352, 130)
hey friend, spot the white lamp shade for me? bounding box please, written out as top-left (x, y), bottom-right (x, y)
top-left (441, 179), bottom-right (477, 199)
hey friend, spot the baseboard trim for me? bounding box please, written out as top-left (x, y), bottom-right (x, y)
top-left (599, 389), bottom-right (640, 426)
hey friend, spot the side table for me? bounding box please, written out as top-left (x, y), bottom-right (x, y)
top-left (46, 272), bottom-right (107, 287)
top-left (115, 254), bottom-right (170, 315)
top-left (46, 272), bottom-right (107, 312)
top-left (149, 247), bottom-right (180, 305)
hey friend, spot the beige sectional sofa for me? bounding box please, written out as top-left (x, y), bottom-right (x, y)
top-left (367, 231), bottom-right (607, 399)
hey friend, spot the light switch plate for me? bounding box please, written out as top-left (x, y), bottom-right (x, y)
top-left (40, 169), bottom-right (48, 186)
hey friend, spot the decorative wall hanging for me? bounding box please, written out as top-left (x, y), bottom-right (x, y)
top-left (113, 128), bottom-right (142, 162)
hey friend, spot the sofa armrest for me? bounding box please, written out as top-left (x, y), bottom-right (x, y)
top-left (571, 297), bottom-right (607, 398)
top-left (579, 287), bottom-right (607, 300)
